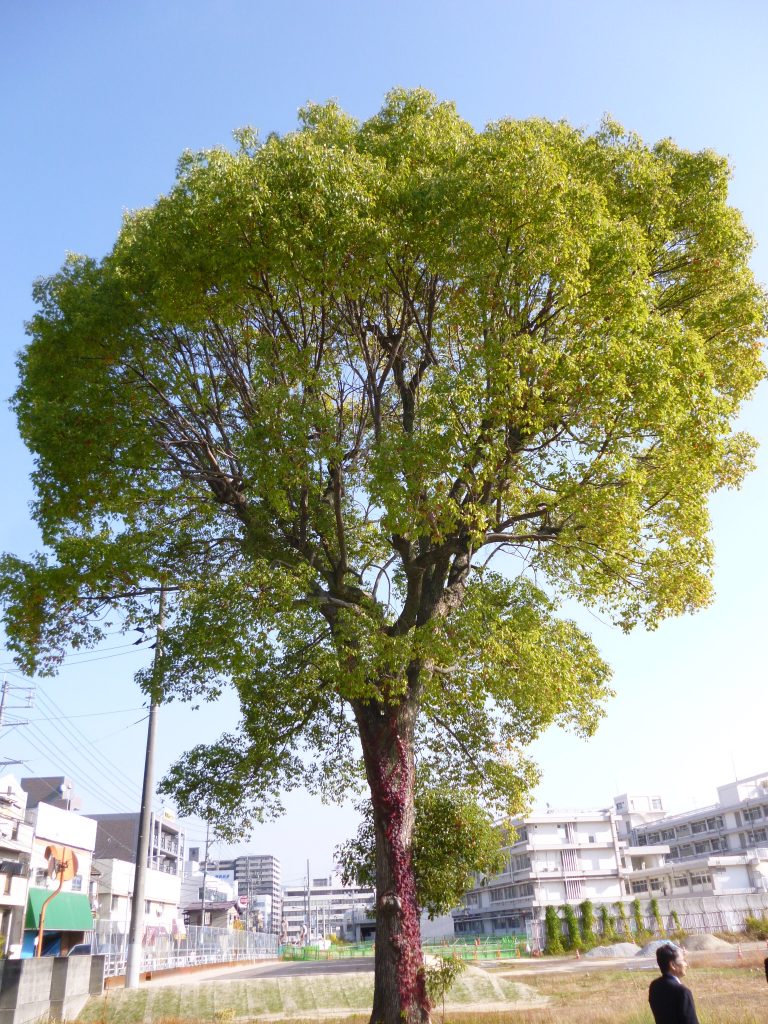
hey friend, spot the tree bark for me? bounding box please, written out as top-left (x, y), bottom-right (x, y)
top-left (355, 695), bottom-right (430, 1024)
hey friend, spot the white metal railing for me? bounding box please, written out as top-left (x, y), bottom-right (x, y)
top-left (91, 921), bottom-right (278, 977)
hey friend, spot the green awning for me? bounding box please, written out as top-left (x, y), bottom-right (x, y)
top-left (25, 888), bottom-right (93, 931)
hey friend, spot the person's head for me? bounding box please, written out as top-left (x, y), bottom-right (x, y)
top-left (656, 943), bottom-right (687, 977)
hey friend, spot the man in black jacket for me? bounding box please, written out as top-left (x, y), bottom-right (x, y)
top-left (648, 943), bottom-right (699, 1024)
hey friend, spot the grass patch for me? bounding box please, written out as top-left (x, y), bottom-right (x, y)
top-left (77, 952), bottom-right (767, 1024)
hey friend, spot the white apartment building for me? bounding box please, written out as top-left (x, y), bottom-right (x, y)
top-left (453, 808), bottom-right (625, 936)
top-left (0, 775), bottom-right (34, 956)
top-left (454, 774), bottom-right (768, 937)
top-left (628, 773), bottom-right (768, 900)
top-left (92, 857), bottom-right (183, 938)
top-left (282, 873), bottom-right (375, 943)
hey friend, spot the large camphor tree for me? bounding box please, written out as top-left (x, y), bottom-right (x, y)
top-left (2, 91), bottom-right (765, 1023)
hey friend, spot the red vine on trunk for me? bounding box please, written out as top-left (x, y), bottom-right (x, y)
top-left (369, 716), bottom-right (430, 1022)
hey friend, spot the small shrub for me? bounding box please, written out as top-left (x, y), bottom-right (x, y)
top-left (614, 901), bottom-right (632, 942)
top-left (649, 897), bottom-right (665, 936)
top-left (630, 898), bottom-right (651, 943)
top-left (599, 903), bottom-right (617, 943)
top-left (743, 913), bottom-right (768, 940)
top-left (561, 904), bottom-right (582, 951)
top-left (423, 955), bottom-right (466, 1023)
top-left (579, 899), bottom-right (596, 948)
top-left (544, 905), bottom-right (563, 955)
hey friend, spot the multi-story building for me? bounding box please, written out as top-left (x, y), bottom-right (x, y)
top-left (208, 854), bottom-right (281, 933)
top-left (21, 776), bottom-right (83, 814)
top-left (628, 772), bottom-right (768, 899)
top-left (0, 775), bottom-right (34, 956)
top-left (92, 857), bottom-right (183, 937)
top-left (453, 808), bottom-right (625, 936)
top-left (91, 809), bottom-right (185, 877)
top-left (282, 873), bottom-right (375, 943)
top-left (23, 801), bottom-right (97, 956)
top-left (455, 774), bottom-right (768, 938)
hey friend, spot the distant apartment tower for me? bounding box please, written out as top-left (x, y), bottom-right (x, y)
top-left (211, 854), bottom-right (282, 932)
top-left (91, 809), bottom-right (185, 876)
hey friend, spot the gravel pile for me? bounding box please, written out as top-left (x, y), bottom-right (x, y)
top-left (638, 940), bottom-right (682, 956)
top-left (584, 942), bottom-right (641, 958)
top-left (680, 933), bottom-right (732, 951)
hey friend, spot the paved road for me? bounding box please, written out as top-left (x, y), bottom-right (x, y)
top-left (222, 957), bottom-right (376, 980)
top-left (143, 942), bottom-right (766, 986)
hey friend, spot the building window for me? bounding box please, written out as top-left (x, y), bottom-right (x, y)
top-left (70, 875), bottom-right (82, 892)
top-left (490, 886), bottom-right (514, 902)
top-left (689, 872), bottom-right (711, 887)
top-left (111, 895), bottom-right (120, 911)
top-left (652, 798), bottom-right (662, 810)
top-left (673, 876), bottom-right (688, 889)
top-left (631, 881), bottom-right (648, 894)
top-left (35, 868), bottom-right (48, 886)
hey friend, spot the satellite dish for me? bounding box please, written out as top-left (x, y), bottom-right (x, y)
top-left (44, 844), bottom-right (79, 882)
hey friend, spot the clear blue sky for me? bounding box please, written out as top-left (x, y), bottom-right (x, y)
top-left (1, 1), bottom-right (767, 883)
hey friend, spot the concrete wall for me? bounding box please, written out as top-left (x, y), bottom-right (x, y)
top-left (0, 956), bottom-right (103, 1024)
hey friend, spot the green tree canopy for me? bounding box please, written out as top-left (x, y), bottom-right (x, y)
top-left (2, 90), bottom-right (765, 1024)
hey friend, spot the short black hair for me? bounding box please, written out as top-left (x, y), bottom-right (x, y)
top-left (656, 943), bottom-right (681, 973)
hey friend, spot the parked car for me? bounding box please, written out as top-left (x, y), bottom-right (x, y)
top-left (68, 943), bottom-right (93, 956)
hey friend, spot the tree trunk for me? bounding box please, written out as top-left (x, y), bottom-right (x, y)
top-left (355, 696), bottom-right (430, 1024)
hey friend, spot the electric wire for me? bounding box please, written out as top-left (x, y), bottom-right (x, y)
top-left (31, 690), bottom-right (147, 810)
top-left (12, 707), bottom-right (144, 724)
top-left (13, 725), bottom-right (138, 813)
top-left (28, 687), bottom-right (173, 818)
top-left (25, 692), bottom-right (149, 811)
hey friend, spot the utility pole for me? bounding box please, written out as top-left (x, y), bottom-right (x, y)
top-left (306, 859), bottom-right (310, 942)
top-left (200, 822), bottom-right (211, 928)
top-left (0, 676), bottom-right (34, 768)
top-left (125, 586), bottom-right (165, 989)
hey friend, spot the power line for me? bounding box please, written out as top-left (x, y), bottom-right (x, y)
top-left (31, 691), bottom-right (145, 810)
top-left (19, 724), bottom-right (138, 814)
top-left (0, 639), bottom-right (152, 671)
top-left (18, 707), bottom-right (144, 724)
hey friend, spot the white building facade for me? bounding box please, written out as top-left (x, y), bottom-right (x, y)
top-left (628, 773), bottom-right (768, 900)
top-left (22, 802), bottom-right (97, 956)
top-left (453, 808), bottom-right (625, 936)
top-left (0, 775), bottom-right (34, 956)
top-left (92, 857), bottom-right (183, 939)
top-left (283, 873), bottom-right (375, 943)
top-left (454, 775), bottom-right (768, 938)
